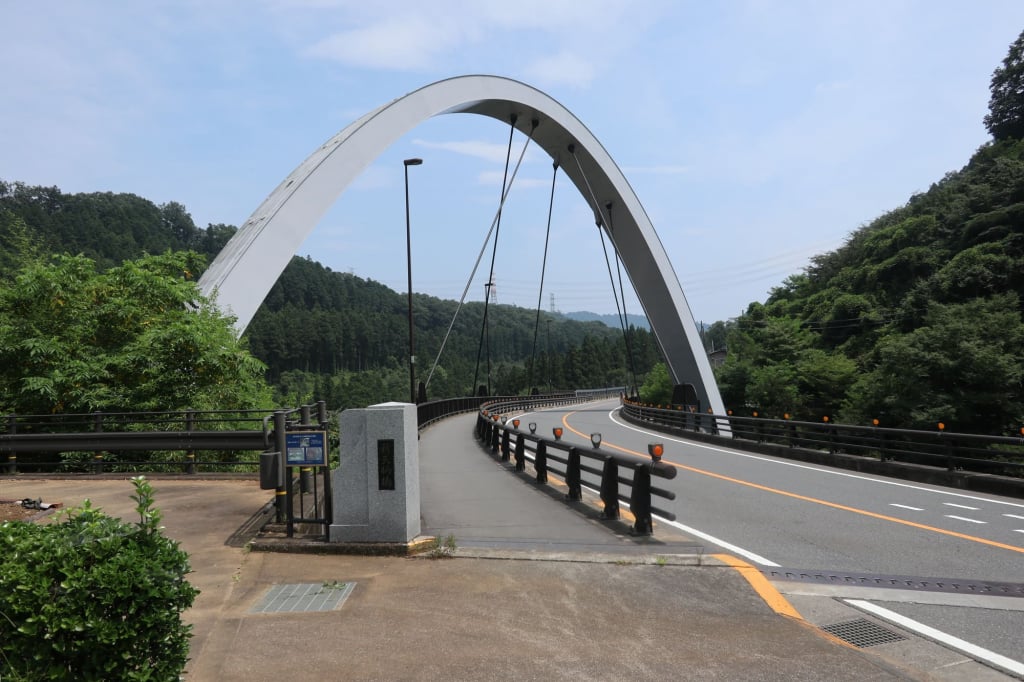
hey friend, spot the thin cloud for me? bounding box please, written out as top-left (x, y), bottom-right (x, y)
top-left (523, 51), bottom-right (596, 89)
top-left (621, 164), bottom-right (692, 175)
top-left (304, 15), bottom-right (463, 69)
top-left (413, 139), bottom-right (513, 164)
top-left (477, 171), bottom-right (550, 188)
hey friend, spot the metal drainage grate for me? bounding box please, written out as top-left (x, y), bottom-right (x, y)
top-left (251, 582), bottom-right (355, 614)
top-left (821, 618), bottom-right (906, 648)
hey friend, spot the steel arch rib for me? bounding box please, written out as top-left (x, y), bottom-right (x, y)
top-left (198, 74), bottom-right (726, 415)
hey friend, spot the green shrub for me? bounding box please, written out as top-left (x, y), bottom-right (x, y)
top-left (0, 477), bottom-right (199, 681)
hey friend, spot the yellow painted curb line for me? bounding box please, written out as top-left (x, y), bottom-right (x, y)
top-left (710, 553), bottom-right (802, 619)
top-left (711, 553), bottom-right (857, 650)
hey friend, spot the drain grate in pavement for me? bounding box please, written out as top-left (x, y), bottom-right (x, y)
top-left (251, 582), bottom-right (355, 614)
top-left (821, 618), bottom-right (906, 648)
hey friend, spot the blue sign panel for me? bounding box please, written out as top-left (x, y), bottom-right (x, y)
top-left (285, 431), bottom-right (327, 466)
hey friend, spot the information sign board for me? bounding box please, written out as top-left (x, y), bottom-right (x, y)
top-left (285, 431), bottom-right (327, 466)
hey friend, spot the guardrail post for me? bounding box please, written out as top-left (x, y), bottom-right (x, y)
top-left (535, 441), bottom-right (548, 483)
top-left (274, 410), bottom-right (288, 523)
top-left (630, 465), bottom-right (653, 535)
top-left (879, 429), bottom-right (890, 461)
top-left (491, 422), bottom-right (500, 453)
top-left (185, 410), bottom-right (196, 474)
top-left (317, 400), bottom-right (328, 426)
top-left (501, 429), bottom-right (511, 462)
top-left (600, 457), bottom-right (619, 519)
top-left (92, 411), bottom-right (104, 474)
top-left (514, 434), bottom-right (525, 472)
top-left (944, 435), bottom-right (955, 471)
top-left (6, 415), bottom-right (16, 474)
top-left (566, 447), bottom-right (582, 501)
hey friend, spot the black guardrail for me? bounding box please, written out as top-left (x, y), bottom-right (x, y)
top-left (0, 403), bottom-right (328, 474)
top-left (620, 398), bottom-right (1024, 497)
top-left (475, 399), bottom-right (676, 536)
top-left (416, 390), bottom-right (622, 430)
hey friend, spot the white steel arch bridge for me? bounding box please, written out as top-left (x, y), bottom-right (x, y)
top-left (198, 75), bottom-right (725, 414)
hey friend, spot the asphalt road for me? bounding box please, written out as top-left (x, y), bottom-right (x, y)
top-left (510, 399), bottom-right (1024, 675)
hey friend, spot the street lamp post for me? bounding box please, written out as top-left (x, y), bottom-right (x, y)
top-left (404, 158), bottom-right (423, 404)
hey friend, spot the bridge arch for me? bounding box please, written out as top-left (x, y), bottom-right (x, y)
top-left (198, 75), bottom-right (725, 414)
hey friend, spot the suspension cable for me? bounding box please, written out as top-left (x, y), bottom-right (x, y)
top-left (473, 114), bottom-right (518, 396)
top-left (569, 145), bottom-right (638, 394)
top-left (528, 159), bottom-right (560, 393)
top-left (423, 116), bottom-right (537, 392)
top-left (607, 201), bottom-right (641, 395)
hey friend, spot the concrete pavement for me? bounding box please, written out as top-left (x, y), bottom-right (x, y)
top-left (0, 413), bottom-right (1013, 680)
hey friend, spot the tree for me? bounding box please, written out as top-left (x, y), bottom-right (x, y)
top-left (639, 362), bottom-right (674, 405)
top-left (842, 294), bottom-right (1024, 433)
top-left (0, 251), bottom-right (272, 415)
top-left (985, 30), bottom-right (1024, 141)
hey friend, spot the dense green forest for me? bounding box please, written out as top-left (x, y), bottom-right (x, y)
top-left (715, 31), bottom-right (1024, 435)
top-left (0, 180), bottom-right (661, 411)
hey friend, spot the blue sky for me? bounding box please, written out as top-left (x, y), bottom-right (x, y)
top-left (3, 2), bottom-right (1022, 324)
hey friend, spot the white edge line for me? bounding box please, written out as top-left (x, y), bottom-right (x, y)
top-left (509, 422), bottom-right (782, 568)
top-left (845, 599), bottom-right (1024, 676)
top-left (655, 515), bottom-right (781, 567)
top-left (607, 408), bottom-right (1024, 510)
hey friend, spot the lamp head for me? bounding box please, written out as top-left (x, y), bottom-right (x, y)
top-left (648, 443), bottom-right (664, 462)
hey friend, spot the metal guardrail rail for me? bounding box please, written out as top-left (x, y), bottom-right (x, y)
top-left (475, 393), bottom-right (675, 536)
top-left (620, 398), bottom-right (1024, 483)
top-left (1, 404), bottom-right (325, 474)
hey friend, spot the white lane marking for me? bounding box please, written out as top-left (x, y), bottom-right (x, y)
top-left (943, 503), bottom-right (980, 510)
top-left (608, 409), bottom-right (1024, 509)
top-left (1004, 514), bottom-right (1024, 521)
top-left (655, 516), bottom-right (781, 567)
top-left (945, 515), bottom-right (986, 524)
top-left (1015, 530), bottom-right (1024, 534)
top-left (845, 600), bottom-right (1024, 676)
top-left (889, 504), bottom-right (924, 511)
top-left (528, 446), bottom-right (782, 568)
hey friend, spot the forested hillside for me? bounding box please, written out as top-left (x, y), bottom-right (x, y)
top-left (0, 181), bottom-right (661, 408)
top-left (715, 31), bottom-right (1024, 435)
top-left (247, 255), bottom-right (660, 405)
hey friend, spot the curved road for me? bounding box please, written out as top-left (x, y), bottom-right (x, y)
top-left (513, 399), bottom-right (1024, 674)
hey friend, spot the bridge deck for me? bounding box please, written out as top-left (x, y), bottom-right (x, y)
top-left (418, 413), bottom-right (699, 554)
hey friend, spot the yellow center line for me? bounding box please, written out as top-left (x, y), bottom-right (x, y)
top-left (561, 412), bottom-right (1024, 555)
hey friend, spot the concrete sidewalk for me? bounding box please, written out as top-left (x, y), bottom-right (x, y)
top-left (0, 415), bottom-right (1007, 680)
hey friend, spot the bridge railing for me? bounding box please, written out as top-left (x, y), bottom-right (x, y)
top-left (620, 398), bottom-right (1024, 485)
top-left (475, 399), bottom-right (676, 536)
top-left (416, 389), bottom-right (622, 429)
top-left (0, 404), bottom-right (327, 474)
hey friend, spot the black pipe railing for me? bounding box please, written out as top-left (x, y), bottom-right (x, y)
top-left (475, 404), bottom-right (677, 536)
top-left (620, 398), bottom-right (1024, 481)
top-left (416, 390), bottom-right (617, 430)
top-left (1, 403), bottom-right (329, 474)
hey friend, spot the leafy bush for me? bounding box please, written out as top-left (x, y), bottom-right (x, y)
top-left (0, 477), bottom-right (199, 681)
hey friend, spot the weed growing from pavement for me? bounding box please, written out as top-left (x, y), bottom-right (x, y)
top-left (426, 534), bottom-right (457, 558)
